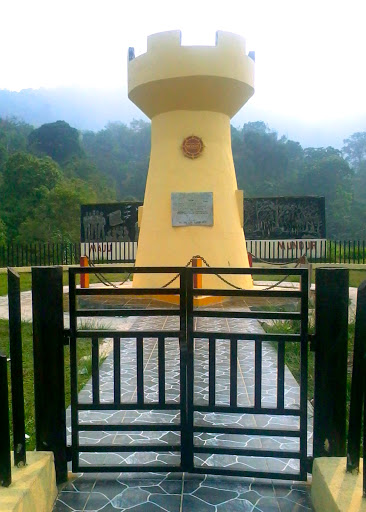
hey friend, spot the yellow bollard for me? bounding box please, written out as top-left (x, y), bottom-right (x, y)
top-left (80, 256), bottom-right (89, 289)
top-left (192, 257), bottom-right (203, 289)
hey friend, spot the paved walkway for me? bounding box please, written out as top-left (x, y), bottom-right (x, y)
top-left (51, 294), bottom-right (313, 512)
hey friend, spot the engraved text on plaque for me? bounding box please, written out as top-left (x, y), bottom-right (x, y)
top-left (171, 192), bottom-right (213, 226)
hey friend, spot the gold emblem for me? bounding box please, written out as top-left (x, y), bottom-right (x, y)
top-left (182, 135), bottom-right (204, 159)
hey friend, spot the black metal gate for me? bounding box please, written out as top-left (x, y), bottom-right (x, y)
top-left (68, 266), bottom-right (309, 480)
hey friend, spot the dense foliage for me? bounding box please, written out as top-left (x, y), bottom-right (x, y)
top-left (0, 117), bottom-right (365, 245)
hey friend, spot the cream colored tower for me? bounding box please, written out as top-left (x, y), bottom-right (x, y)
top-left (128, 30), bottom-right (255, 289)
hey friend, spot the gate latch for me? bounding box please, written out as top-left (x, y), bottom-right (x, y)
top-left (66, 446), bottom-right (72, 462)
top-left (306, 456), bottom-right (314, 474)
top-left (309, 334), bottom-right (317, 352)
top-left (63, 329), bottom-right (71, 346)
top-left (179, 337), bottom-right (188, 357)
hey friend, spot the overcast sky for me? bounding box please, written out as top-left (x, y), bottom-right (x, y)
top-left (1, 0), bottom-right (366, 146)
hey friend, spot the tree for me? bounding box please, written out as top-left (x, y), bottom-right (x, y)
top-left (0, 143), bottom-right (7, 171)
top-left (0, 218), bottom-right (6, 247)
top-left (28, 120), bottom-right (83, 164)
top-left (0, 117), bottom-right (33, 153)
top-left (342, 132), bottom-right (366, 169)
top-left (0, 152), bottom-right (61, 240)
top-left (63, 156), bottom-right (116, 201)
top-left (81, 120), bottom-right (151, 199)
top-left (0, 117), bottom-right (33, 171)
top-left (17, 179), bottom-right (98, 243)
top-left (299, 147), bottom-right (354, 238)
top-left (232, 122), bottom-right (296, 196)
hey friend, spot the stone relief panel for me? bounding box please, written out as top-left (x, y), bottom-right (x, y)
top-left (81, 202), bottom-right (142, 242)
top-left (244, 196), bottom-right (326, 240)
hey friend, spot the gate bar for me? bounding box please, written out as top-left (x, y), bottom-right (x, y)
top-left (208, 337), bottom-right (216, 406)
top-left (313, 267), bottom-right (349, 458)
top-left (91, 337), bottom-right (100, 405)
top-left (347, 281), bottom-right (366, 472)
top-left (158, 336), bottom-right (166, 405)
top-left (0, 355), bottom-right (11, 487)
top-left (8, 268), bottom-right (26, 467)
top-left (299, 269), bottom-right (309, 480)
top-left (136, 336), bottom-right (144, 406)
top-left (277, 341), bottom-right (285, 410)
top-left (32, 266), bottom-right (67, 484)
top-left (179, 268), bottom-right (188, 470)
top-left (113, 337), bottom-right (121, 404)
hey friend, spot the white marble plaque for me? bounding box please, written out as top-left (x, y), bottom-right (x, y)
top-left (171, 192), bottom-right (213, 226)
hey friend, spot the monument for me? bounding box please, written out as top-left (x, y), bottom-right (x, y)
top-left (128, 30), bottom-right (255, 289)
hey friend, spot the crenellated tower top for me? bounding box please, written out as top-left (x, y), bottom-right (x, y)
top-left (128, 30), bottom-right (255, 119)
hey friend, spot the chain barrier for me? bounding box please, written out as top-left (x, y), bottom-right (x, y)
top-left (249, 252), bottom-right (308, 266)
top-left (85, 253), bottom-right (308, 292)
top-left (88, 258), bottom-right (132, 289)
top-left (161, 255), bottom-right (203, 288)
top-left (161, 254), bottom-right (307, 291)
top-left (88, 259), bottom-right (118, 288)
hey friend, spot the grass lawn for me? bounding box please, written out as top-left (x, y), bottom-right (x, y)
top-left (348, 270), bottom-right (366, 287)
top-left (0, 319), bottom-right (103, 451)
top-left (0, 270), bottom-right (131, 296)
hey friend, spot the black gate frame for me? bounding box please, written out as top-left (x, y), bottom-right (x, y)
top-left (186, 267), bottom-right (309, 481)
top-left (68, 266), bottom-right (309, 480)
top-left (69, 267), bottom-right (187, 474)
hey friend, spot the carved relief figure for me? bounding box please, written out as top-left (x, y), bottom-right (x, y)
top-left (244, 197), bottom-right (325, 240)
top-left (81, 203), bottom-right (142, 242)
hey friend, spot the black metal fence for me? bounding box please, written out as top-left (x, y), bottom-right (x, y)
top-left (0, 243), bottom-right (81, 267)
top-left (1, 240), bottom-right (366, 267)
top-left (248, 239), bottom-right (366, 264)
top-left (346, 280), bottom-right (366, 496)
top-left (0, 355), bottom-right (11, 487)
top-left (0, 264), bottom-right (362, 488)
top-left (0, 269), bottom-right (26, 487)
top-left (68, 265), bottom-right (310, 480)
top-left (32, 267), bottom-right (67, 484)
top-left (313, 268), bottom-right (349, 458)
top-left (187, 266), bottom-right (309, 480)
top-left (325, 240), bottom-right (366, 265)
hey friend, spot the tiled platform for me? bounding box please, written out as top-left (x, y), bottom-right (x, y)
top-left (54, 298), bottom-right (313, 511)
top-left (55, 472), bottom-right (311, 511)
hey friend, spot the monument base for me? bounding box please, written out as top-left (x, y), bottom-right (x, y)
top-left (311, 457), bottom-right (366, 512)
top-left (151, 294), bottom-right (225, 307)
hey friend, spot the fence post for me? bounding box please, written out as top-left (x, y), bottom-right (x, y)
top-left (8, 269), bottom-right (26, 466)
top-left (313, 267), bottom-right (349, 458)
top-left (0, 355), bottom-right (11, 487)
top-left (32, 266), bottom-right (67, 484)
top-left (192, 257), bottom-right (202, 289)
top-left (299, 255), bottom-right (312, 297)
top-left (183, 267), bottom-right (194, 472)
top-left (346, 281), bottom-right (366, 473)
top-left (80, 256), bottom-right (89, 288)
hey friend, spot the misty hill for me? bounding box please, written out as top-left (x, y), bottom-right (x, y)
top-left (1, 87), bottom-right (365, 149)
top-left (0, 87), bottom-right (144, 132)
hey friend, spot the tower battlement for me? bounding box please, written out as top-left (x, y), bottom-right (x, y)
top-left (143, 30), bottom-right (247, 53)
top-left (128, 30), bottom-right (254, 119)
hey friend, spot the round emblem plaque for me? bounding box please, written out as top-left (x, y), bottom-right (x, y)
top-left (182, 135), bottom-right (204, 159)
